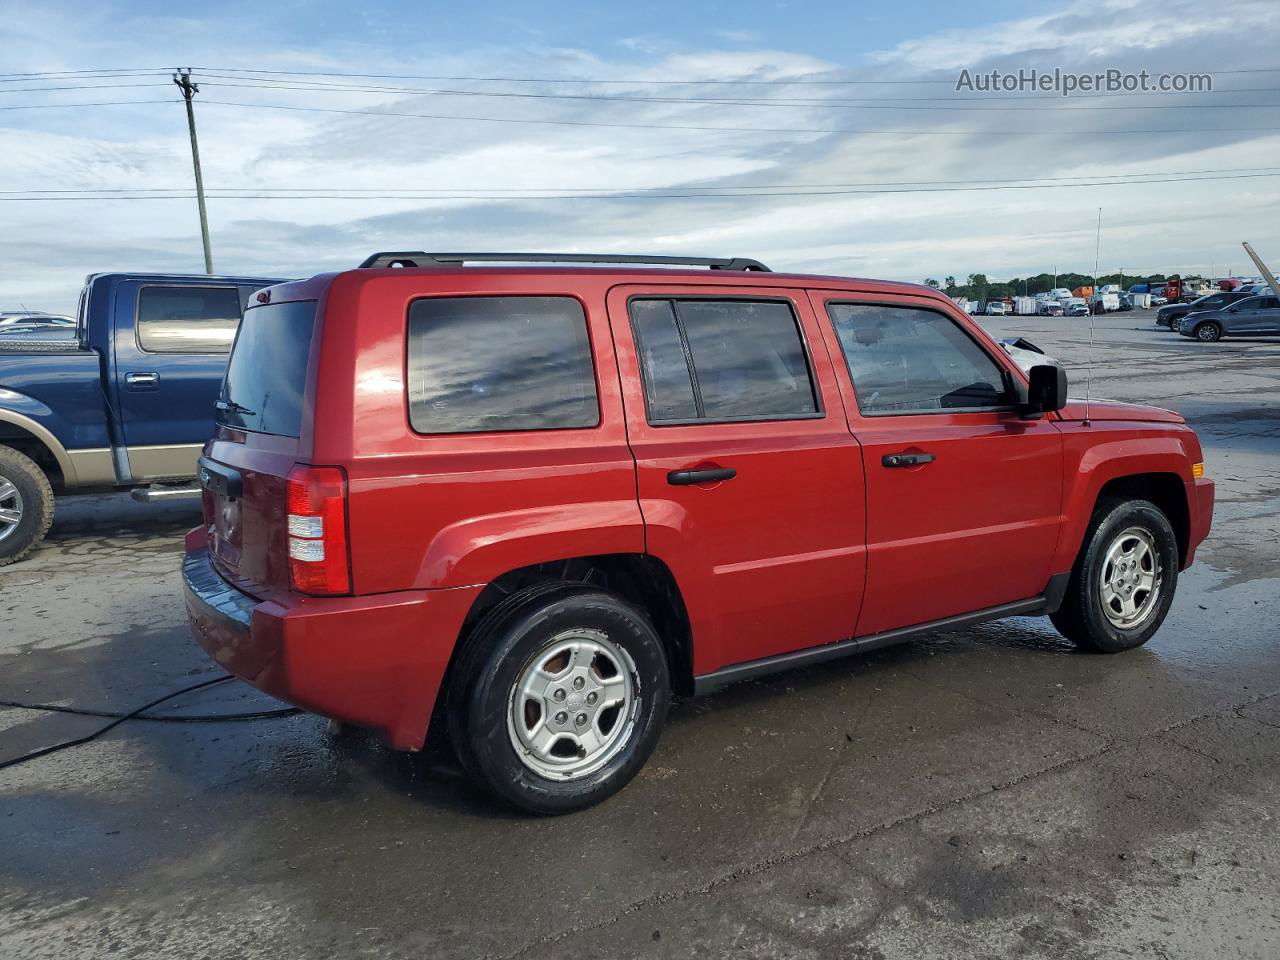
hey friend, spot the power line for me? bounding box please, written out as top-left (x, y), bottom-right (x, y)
top-left (192, 76), bottom-right (1280, 110)
top-left (196, 97), bottom-right (1280, 136)
top-left (0, 99), bottom-right (175, 111)
top-left (2, 170), bottom-right (1277, 201)
top-left (0, 64), bottom-right (1276, 87)
top-left (4, 165), bottom-right (1277, 195)
top-left (0, 82), bottom-right (170, 95)
top-left (189, 64), bottom-right (1280, 85)
top-left (193, 71), bottom-right (1280, 102)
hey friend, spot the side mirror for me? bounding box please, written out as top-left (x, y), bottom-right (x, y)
top-left (1021, 364), bottom-right (1067, 418)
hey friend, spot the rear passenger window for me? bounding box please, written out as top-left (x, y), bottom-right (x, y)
top-left (629, 298), bottom-right (817, 423)
top-left (407, 296), bottom-right (599, 434)
top-left (827, 303), bottom-right (1012, 414)
top-left (136, 285), bottom-right (243, 354)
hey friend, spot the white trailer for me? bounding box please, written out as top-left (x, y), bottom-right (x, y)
top-left (1090, 292), bottom-right (1120, 312)
top-left (1130, 292), bottom-right (1152, 309)
top-left (1014, 296), bottom-right (1038, 315)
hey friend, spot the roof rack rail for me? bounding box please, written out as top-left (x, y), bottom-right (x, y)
top-left (357, 252), bottom-right (771, 272)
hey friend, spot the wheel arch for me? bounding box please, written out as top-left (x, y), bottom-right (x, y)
top-left (1093, 472), bottom-right (1190, 567)
top-left (450, 553), bottom-right (696, 699)
top-left (0, 411), bottom-right (70, 489)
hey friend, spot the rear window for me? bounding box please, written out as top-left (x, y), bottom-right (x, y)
top-left (218, 300), bottom-right (316, 437)
top-left (137, 285), bottom-right (243, 354)
top-left (406, 296), bottom-right (599, 434)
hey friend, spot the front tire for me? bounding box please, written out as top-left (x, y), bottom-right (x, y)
top-left (448, 585), bottom-right (670, 814)
top-left (1050, 499), bottom-right (1179, 653)
top-left (1194, 321), bottom-right (1222, 342)
top-left (0, 445), bottom-right (55, 566)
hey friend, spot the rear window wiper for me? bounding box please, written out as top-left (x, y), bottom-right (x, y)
top-left (215, 398), bottom-right (257, 417)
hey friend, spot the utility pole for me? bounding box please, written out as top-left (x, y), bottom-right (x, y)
top-left (173, 69), bottom-right (213, 274)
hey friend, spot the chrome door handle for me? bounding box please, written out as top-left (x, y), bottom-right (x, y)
top-left (125, 372), bottom-right (159, 386)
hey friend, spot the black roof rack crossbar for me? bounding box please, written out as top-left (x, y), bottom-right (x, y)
top-left (358, 252), bottom-right (771, 272)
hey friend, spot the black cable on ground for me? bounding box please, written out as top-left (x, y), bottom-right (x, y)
top-left (0, 675), bottom-right (298, 772)
top-left (0, 698), bottom-right (301, 723)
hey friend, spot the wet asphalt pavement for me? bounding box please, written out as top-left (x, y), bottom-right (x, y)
top-left (1, 312), bottom-right (1278, 959)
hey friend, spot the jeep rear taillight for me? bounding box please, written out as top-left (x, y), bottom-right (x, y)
top-left (286, 464), bottom-right (350, 595)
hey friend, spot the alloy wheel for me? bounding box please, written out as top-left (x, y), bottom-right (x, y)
top-left (0, 474), bottom-right (23, 543)
top-left (1098, 526), bottom-right (1162, 629)
top-left (506, 628), bottom-right (640, 780)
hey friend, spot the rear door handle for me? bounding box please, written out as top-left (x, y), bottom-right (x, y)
top-left (667, 467), bottom-right (736, 486)
top-left (882, 452), bottom-right (936, 468)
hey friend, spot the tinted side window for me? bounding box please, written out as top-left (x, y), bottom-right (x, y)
top-left (137, 286), bottom-right (243, 354)
top-left (407, 296), bottom-right (599, 434)
top-left (629, 298), bottom-right (817, 422)
top-left (827, 303), bottom-right (1012, 415)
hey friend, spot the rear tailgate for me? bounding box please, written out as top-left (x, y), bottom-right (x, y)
top-left (201, 298), bottom-right (319, 597)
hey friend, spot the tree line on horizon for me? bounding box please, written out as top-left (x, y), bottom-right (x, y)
top-left (923, 272), bottom-right (1183, 303)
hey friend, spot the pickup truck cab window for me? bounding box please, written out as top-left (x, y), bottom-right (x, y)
top-left (827, 302), bottom-right (1012, 414)
top-left (136, 285), bottom-right (243, 354)
top-left (406, 296), bottom-right (599, 434)
top-left (629, 297), bottom-right (818, 423)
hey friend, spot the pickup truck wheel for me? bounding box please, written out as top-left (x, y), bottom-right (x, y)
top-left (448, 585), bottom-right (670, 814)
top-left (0, 445), bottom-right (55, 566)
top-left (1050, 499), bottom-right (1179, 653)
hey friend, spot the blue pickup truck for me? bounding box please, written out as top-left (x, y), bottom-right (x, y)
top-left (0, 271), bottom-right (281, 564)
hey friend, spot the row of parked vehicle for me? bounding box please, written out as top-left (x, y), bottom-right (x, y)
top-left (1152, 283), bottom-right (1279, 342)
top-left (968, 286), bottom-right (1154, 319)
top-left (1, 253), bottom-right (1214, 812)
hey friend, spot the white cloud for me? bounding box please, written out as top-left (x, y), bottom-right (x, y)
top-left (0, 0), bottom-right (1277, 313)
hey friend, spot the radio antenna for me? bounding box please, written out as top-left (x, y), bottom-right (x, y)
top-left (1085, 207), bottom-right (1101, 427)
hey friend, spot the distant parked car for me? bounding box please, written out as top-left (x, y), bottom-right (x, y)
top-left (1066, 301), bottom-right (1090, 317)
top-left (1037, 301), bottom-right (1064, 317)
top-left (1118, 294), bottom-right (1134, 312)
top-left (985, 301), bottom-right (1007, 316)
top-left (1157, 291), bottom-right (1256, 330)
top-left (0, 313), bottom-right (75, 329)
top-left (1179, 295), bottom-right (1280, 342)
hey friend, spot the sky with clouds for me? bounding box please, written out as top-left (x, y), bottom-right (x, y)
top-left (0, 0), bottom-right (1277, 312)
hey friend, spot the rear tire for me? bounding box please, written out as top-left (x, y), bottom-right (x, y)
top-left (1050, 499), bottom-right (1179, 653)
top-left (448, 584), bottom-right (670, 814)
top-left (1194, 321), bottom-right (1222, 342)
top-left (0, 445), bottom-right (54, 566)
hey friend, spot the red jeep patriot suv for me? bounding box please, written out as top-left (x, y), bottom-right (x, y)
top-left (184, 251), bottom-right (1214, 814)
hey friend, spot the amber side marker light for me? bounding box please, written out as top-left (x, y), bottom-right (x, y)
top-left (1192, 462), bottom-right (1205, 479)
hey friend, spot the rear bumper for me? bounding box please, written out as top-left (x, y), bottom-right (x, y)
top-left (182, 542), bottom-right (480, 750)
